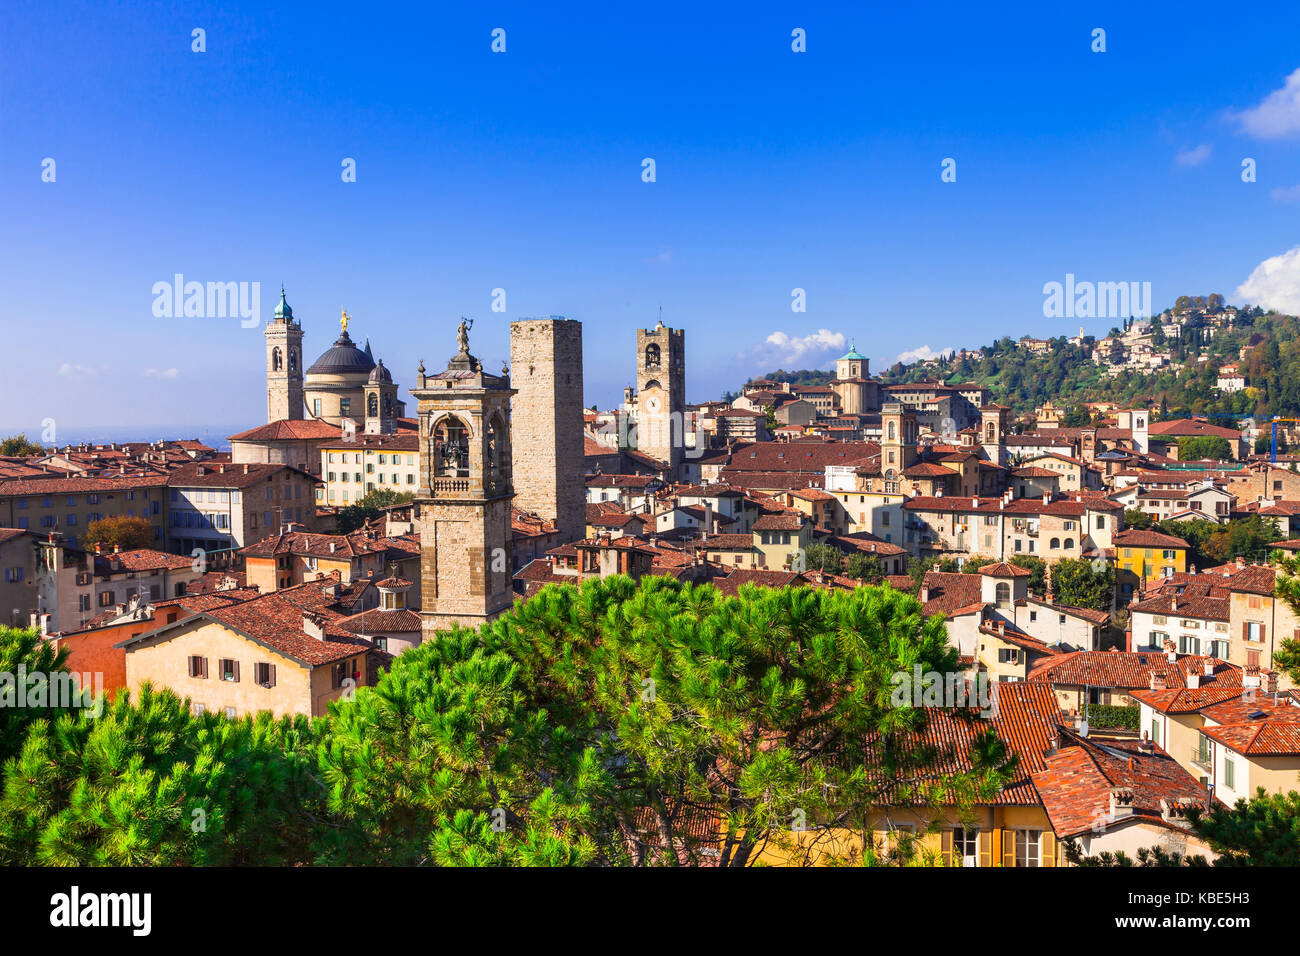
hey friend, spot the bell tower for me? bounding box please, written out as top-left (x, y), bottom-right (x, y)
top-left (265, 287), bottom-right (304, 423)
top-left (635, 319), bottom-right (686, 474)
top-left (363, 359), bottom-right (399, 435)
top-left (412, 319), bottom-right (517, 639)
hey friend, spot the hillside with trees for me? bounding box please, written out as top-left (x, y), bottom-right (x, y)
top-left (744, 299), bottom-right (1300, 423)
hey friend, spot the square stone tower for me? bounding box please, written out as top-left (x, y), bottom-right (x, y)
top-left (265, 288), bottom-right (304, 423)
top-left (635, 321), bottom-right (685, 473)
top-left (411, 320), bottom-right (517, 640)
top-left (509, 317), bottom-right (585, 543)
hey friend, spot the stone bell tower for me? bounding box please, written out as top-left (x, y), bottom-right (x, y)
top-left (412, 319), bottom-right (517, 640)
top-left (265, 287), bottom-right (304, 423)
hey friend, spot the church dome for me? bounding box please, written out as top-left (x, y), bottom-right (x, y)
top-left (368, 359), bottom-right (392, 384)
top-left (306, 329), bottom-right (376, 375)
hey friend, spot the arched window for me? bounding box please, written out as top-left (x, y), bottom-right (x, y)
top-left (289, 349), bottom-right (298, 372)
top-left (1064, 538), bottom-right (1074, 550)
top-left (367, 394), bottom-right (379, 418)
top-left (486, 413), bottom-right (505, 483)
top-left (995, 582), bottom-right (1010, 608)
top-left (432, 416), bottom-right (470, 479)
top-left (272, 347), bottom-right (283, 371)
top-left (986, 423), bottom-right (996, 442)
top-left (645, 343), bottom-right (661, 369)
top-left (1050, 537), bottom-right (1061, 550)
top-left (888, 421), bottom-right (896, 441)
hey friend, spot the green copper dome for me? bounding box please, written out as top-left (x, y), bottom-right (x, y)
top-left (840, 341), bottom-right (866, 361)
top-left (274, 287), bottom-right (293, 320)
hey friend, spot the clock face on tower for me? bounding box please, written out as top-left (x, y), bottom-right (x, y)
top-left (644, 395), bottom-right (662, 413)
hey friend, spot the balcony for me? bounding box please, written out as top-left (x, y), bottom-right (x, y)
top-left (1191, 746), bottom-right (1212, 771)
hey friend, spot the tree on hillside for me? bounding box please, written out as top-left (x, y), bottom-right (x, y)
top-left (1050, 558), bottom-right (1113, 612)
top-left (83, 516), bottom-right (155, 551)
top-left (1177, 435), bottom-right (1232, 462)
top-left (0, 435), bottom-right (45, 456)
top-left (335, 488), bottom-right (414, 533)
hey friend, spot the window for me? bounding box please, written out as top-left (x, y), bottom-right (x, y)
top-left (254, 662), bottom-right (276, 688)
top-left (997, 648), bottom-right (1019, 664)
top-left (1244, 621), bottom-right (1264, 643)
top-left (1150, 718), bottom-right (1161, 747)
top-left (1178, 635), bottom-right (1200, 655)
top-left (995, 582), bottom-right (1010, 608)
top-left (192, 703), bottom-right (206, 715)
top-left (188, 656), bottom-right (209, 679)
top-left (1014, 830), bottom-right (1040, 867)
top-left (332, 660), bottom-right (357, 689)
top-left (98, 591), bottom-right (115, 607)
top-left (219, 659), bottom-right (240, 682)
top-left (224, 707), bottom-right (237, 719)
top-left (952, 827), bottom-right (978, 867)
top-left (1224, 757), bottom-right (1236, 789)
top-left (374, 636), bottom-right (388, 652)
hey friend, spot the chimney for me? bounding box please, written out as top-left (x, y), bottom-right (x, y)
top-left (302, 613), bottom-right (326, 641)
top-left (1042, 491), bottom-right (1050, 505)
top-left (920, 586), bottom-right (930, 604)
top-left (1108, 787), bottom-right (1135, 820)
top-left (196, 465), bottom-right (205, 476)
top-left (1186, 671), bottom-right (1200, 689)
top-left (1236, 556), bottom-right (1245, 569)
top-left (1160, 798), bottom-right (1197, 826)
top-left (1163, 637), bottom-right (1176, 661)
top-left (972, 496), bottom-right (979, 508)
top-left (704, 501), bottom-right (713, 534)
top-left (244, 464), bottom-right (250, 474)
top-left (1265, 671), bottom-right (1279, 694)
top-left (1149, 671), bottom-right (1168, 691)
top-left (1203, 659), bottom-right (1215, 677)
top-left (219, 463), bottom-right (225, 474)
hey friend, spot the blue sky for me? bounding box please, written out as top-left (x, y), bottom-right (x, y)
top-left (3, 0), bottom-right (1300, 436)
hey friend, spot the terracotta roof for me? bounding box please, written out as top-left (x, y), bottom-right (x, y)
top-left (168, 462), bottom-right (319, 488)
top-left (94, 548), bottom-right (194, 574)
top-left (919, 571), bottom-right (983, 616)
top-left (866, 683), bottom-right (1064, 807)
top-left (1032, 734), bottom-right (1211, 838)
top-left (979, 561), bottom-right (1031, 577)
top-left (341, 607), bottom-right (422, 634)
top-left (1113, 528), bottom-right (1189, 549)
top-left (1201, 720), bottom-right (1300, 756)
top-left (228, 419), bottom-right (343, 442)
top-left (752, 514), bottom-right (805, 532)
top-left (1028, 651), bottom-right (1242, 691)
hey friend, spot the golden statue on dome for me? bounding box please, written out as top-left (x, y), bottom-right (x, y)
top-left (341, 309), bottom-right (351, 333)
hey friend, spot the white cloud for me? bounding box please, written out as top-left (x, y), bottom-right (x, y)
top-left (1229, 67), bottom-right (1300, 139)
top-left (896, 345), bottom-right (950, 365)
top-left (1175, 143), bottom-right (1212, 166)
top-left (1270, 184), bottom-right (1300, 203)
top-left (58, 363), bottom-right (101, 377)
top-left (1235, 246), bottom-right (1300, 315)
top-left (144, 367), bottom-right (180, 379)
top-left (742, 328), bottom-right (845, 368)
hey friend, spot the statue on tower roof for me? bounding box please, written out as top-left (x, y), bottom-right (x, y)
top-left (457, 317), bottom-right (473, 354)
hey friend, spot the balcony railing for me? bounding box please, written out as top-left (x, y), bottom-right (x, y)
top-left (1191, 746), bottom-right (1212, 771)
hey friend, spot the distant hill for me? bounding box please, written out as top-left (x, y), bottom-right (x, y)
top-left (738, 300), bottom-right (1300, 425)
